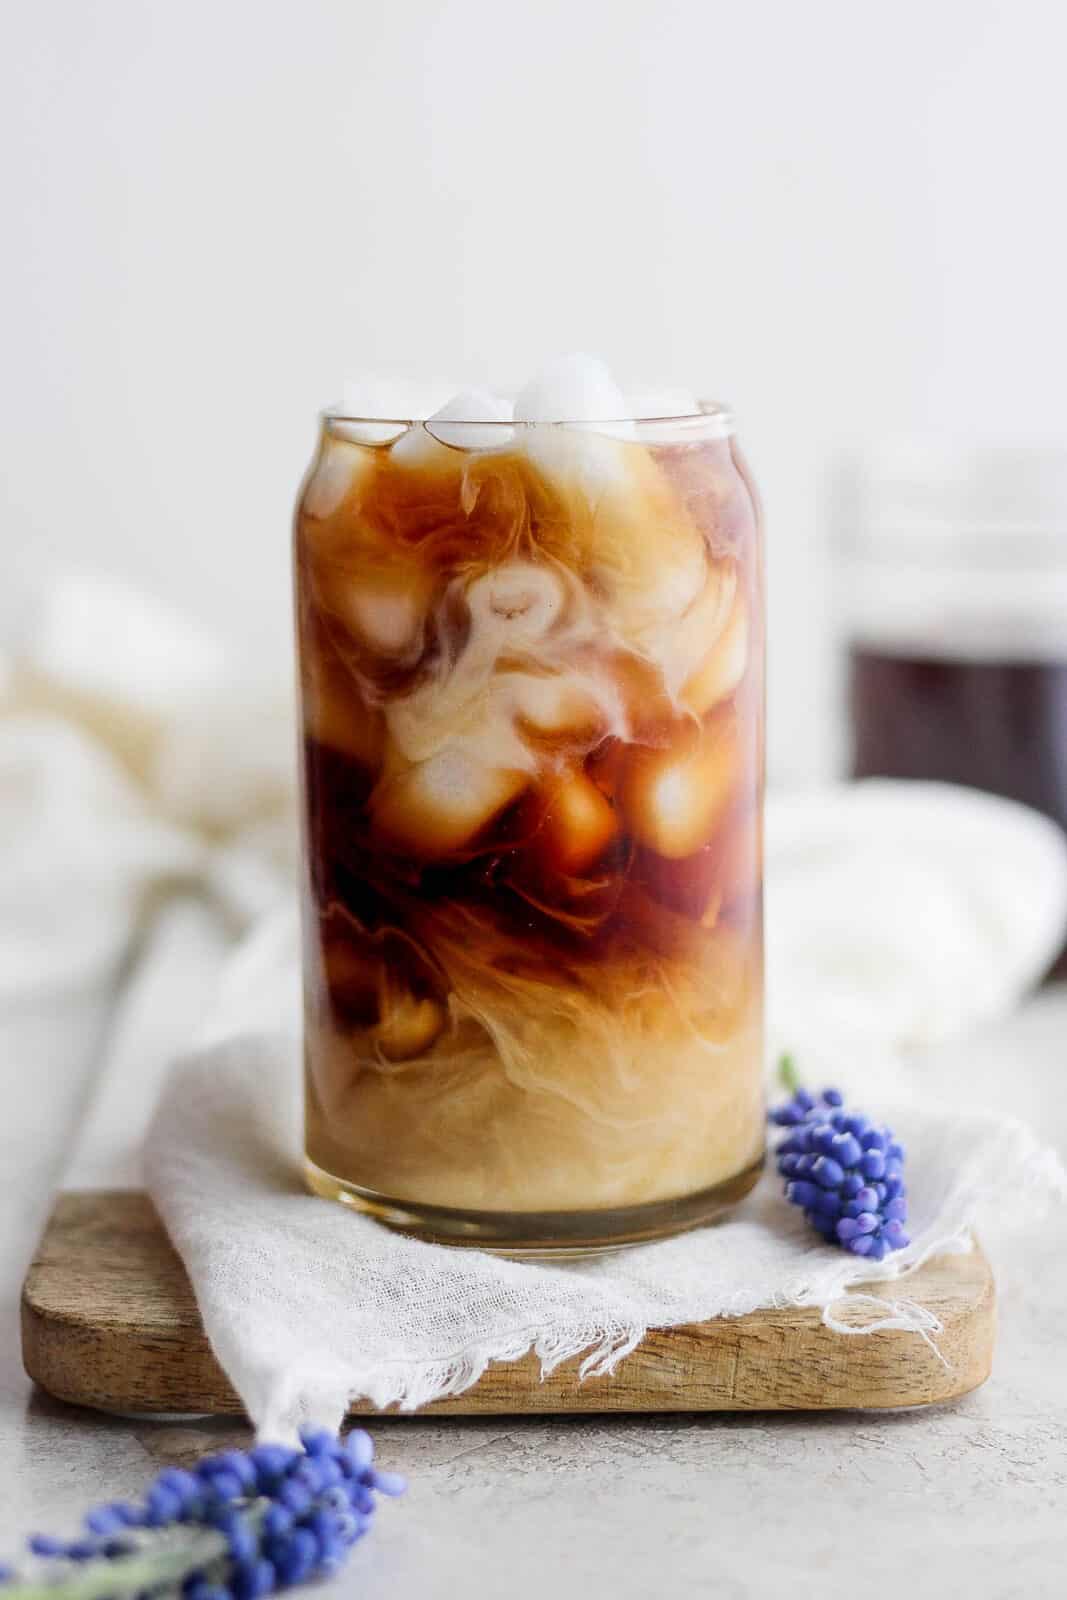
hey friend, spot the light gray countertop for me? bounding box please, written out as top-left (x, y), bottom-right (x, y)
top-left (2, 901), bottom-right (1066, 1599)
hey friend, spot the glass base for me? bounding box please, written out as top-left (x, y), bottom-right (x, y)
top-left (303, 1155), bottom-right (764, 1257)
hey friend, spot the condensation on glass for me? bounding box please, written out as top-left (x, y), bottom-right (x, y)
top-left (294, 403), bottom-right (765, 1251)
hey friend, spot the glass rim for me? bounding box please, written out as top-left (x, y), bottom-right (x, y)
top-left (321, 398), bottom-right (734, 429)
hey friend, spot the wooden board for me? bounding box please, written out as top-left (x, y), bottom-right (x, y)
top-left (22, 1191), bottom-right (996, 1417)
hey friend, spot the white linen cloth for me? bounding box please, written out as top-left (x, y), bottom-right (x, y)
top-left (4, 574), bottom-right (1067, 1436)
top-left (145, 910), bottom-right (1066, 1439)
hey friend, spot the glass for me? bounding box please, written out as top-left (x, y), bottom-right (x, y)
top-left (294, 401), bottom-right (765, 1252)
top-left (840, 442), bottom-right (1067, 977)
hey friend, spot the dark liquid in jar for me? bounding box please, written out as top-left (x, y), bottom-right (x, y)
top-left (849, 647), bottom-right (1067, 977)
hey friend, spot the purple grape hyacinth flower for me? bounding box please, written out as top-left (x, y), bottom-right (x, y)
top-left (0, 1426), bottom-right (405, 1600)
top-left (769, 1056), bottom-right (910, 1261)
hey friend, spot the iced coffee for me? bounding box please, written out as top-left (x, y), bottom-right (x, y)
top-left (296, 361), bottom-right (765, 1250)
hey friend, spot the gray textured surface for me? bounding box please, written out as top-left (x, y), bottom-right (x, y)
top-left (2, 934), bottom-right (1066, 1599)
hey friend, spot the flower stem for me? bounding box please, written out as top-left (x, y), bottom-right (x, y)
top-left (777, 1052), bottom-right (800, 1095)
top-left (0, 1528), bottom-right (228, 1600)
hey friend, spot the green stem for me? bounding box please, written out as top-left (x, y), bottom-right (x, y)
top-left (777, 1052), bottom-right (800, 1095)
top-left (1, 1527), bottom-right (230, 1600)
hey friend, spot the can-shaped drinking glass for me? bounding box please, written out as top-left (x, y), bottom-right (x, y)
top-left (295, 401), bottom-right (765, 1252)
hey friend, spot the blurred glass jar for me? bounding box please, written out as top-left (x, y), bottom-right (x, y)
top-left (839, 442), bottom-right (1067, 972)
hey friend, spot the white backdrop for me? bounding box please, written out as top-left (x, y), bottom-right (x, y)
top-left (3, 0), bottom-right (1065, 780)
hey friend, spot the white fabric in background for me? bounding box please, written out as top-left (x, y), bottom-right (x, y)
top-left (0, 714), bottom-right (199, 1000)
top-left (144, 911), bottom-right (1066, 1438)
top-left (0, 576), bottom-right (296, 981)
top-left (3, 574), bottom-right (1067, 1435)
top-left (765, 781), bottom-right (1067, 1066)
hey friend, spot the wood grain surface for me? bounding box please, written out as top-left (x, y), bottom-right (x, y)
top-left (21, 1191), bottom-right (996, 1417)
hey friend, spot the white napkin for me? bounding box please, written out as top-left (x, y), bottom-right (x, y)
top-left (144, 911), bottom-right (1067, 1438)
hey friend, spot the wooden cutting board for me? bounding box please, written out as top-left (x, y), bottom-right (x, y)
top-left (21, 1191), bottom-right (995, 1417)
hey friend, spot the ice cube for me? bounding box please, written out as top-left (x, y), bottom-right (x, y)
top-left (595, 489), bottom-right (709, 665)
top-left (512, 360), bottom-right (714, 601)
top-left (343, 578), bottom-right (428, 658)
top-left (302, 648), bottom-right (385, 767)
top-left (514, 353), bottom-right (630, 426)
top-left (515, 356), bottom-right (634, 503)
top-left (533, 769), bottom-right (619, 876)
top-left (680, 589), bottom-right (749, 715)
top-left (392, 388), bottom-right (514, 465)
top-left (620, 711), bottom-right (740, 859)
top-left (320, 557), bottom-right (436, 665)
top-left (509, 672), bottom-right (606, 741)
top-left (652, 561), bottom-right (738, 702)
top-left (425, 389), bottom-right (514, 450)
top-left (374, 984), bottom-right (447, 1061)
top-left (301, 435), bottom-right (374, 519)
top-left (336, 375), bottom-right (458, 444)
top-left (370, 748), bottom-right (528, 858)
